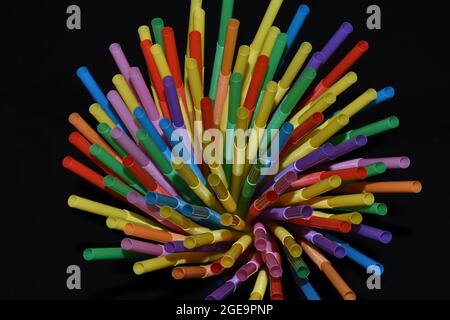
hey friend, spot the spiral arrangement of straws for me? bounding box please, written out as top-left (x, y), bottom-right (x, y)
top-left (64, 0), bottom-right (422, 300)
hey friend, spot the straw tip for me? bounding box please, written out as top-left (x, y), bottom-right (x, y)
top-left (75, 66), bottom-right (88, 77)
top-left (112, 74), bottom-right (124, 85)
top-left (300, 41), bottom-right (313, 54)
top-left (83, 249), bottom-right (94, 261)
top-left (133, 262), bottom-right (145, 275)
top-left (160, 206), bottom-right (172, 218)
top-left (68, 112), bottom-right (80, 123)
top-left (67, 195), bottom-right (79, 208)
top-left (341, 22), bottom-right (354, 33)
top-left (411, 181), bottom-right (423, 193)
top-left (220, 256), bottom-right (235, 268)
top-left (62, 156), bottom-right (73, 168)
top-left (299, 4), bottom-right (310, 13)
top-left (171, 268), bottom-right (185, 280)
top-left (383, 86), bottom-right (395, 97)
top-left (108, 43), bottom-right (121, 52)
top-left (120, 238), bottom-right (133, 250)
top-left (183, 238), bottom-right (196, 250)
top-left (357, 40), bottom-right (370, 51)
top-left (329, 175), bottom-right (343, 188)
top-left (151, 17), bottom-right (164, 25)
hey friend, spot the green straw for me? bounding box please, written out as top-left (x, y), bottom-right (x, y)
top-left (103, 175), bottom-right (134, 198)
top-left (284, 247), bottom-right (310, 279)
top-left (136, 129), bottom-right (202, 204)
top-left (264, 67), bottom-right (316, 143)
top-left (250, 33), bottom-right (288, 128)
top-left (218, 0), bottom-right (235, 46)
top-left (90, 144), bottom-right (146, 194)
top-left (329, 116), bottom-right (400, 145)
top-left (97, 123), bottom-right (127, 158)
top-left (364, 162), bottom-right (387, 178)
top-left (224, 72), bottom-right (243, 184)
top-left (151, 17), bottom-right (165, 53)
top-left (228, 72), bottom-right (243, 125)
top-left (83, 248), bottom-right (146, 261)
top-left (237, 161), bottom-right (265, 216)
top-left (209, 0), bottom-right (234, 100)
top-left (336, 203), bottom-right (388, 216)
top-left (209, 44), bottom-right (224, 101)
top-left (262, 33), bottom-right (288, 90)
top-left (136, 129), bottom-right (172, 175)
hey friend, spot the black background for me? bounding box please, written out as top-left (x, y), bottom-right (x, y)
top-left (1, 0), bottom-right (450, 300)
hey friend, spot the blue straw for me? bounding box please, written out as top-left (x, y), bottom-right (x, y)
top-left (290, 266), bottom-right (321, 300)
top-left (134, 107), bottom-right (172, 162)
top-left (325, 234), bottom-right (384, 274)
top-left (286, 4), bottom-right (310, 54)
top-left (76, 66), bottom-right (126, 132)
top-left (159, 118), bottom-right (207, 185)
top-left (277, 4), bottom-right (310, 74)
top-left (362, 86), bottom-right (395, 112)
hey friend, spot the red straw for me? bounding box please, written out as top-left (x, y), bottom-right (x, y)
top-left (323, 40), bottom-right (369, 88)
top-left (68, 131), bottom-right (115, 177)
top-left (290, 167), bottom-right (367, 189)
top-left (63, 156), bottom-right (105, 189)
top-left (200, 97), bottom-right (214, 131)
top-left (140, 40), bottom-right (171, 120)
top-left (290, 172), bottom-right (324, 189)
top-left (161, 27), bottom-right (183, 88)
top-left (189, 31), bottom-right (203, 84)
top-left (321, 167), bottom-right (368, 181)
top-left (122, 156), bottom-right (157, 191)
top-left (269, 275), bottom-right (284, 300)
top-left (243, 55), bottom-right (269, 122)
top-left (289, 216), bottom-right (351, 233)
top-left (62, 156), bottom-right (125, 201)
top-left (281, 112), bottom-right (324, 158)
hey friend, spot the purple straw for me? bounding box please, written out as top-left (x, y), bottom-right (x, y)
top-left (351, 224), bottom-right (393, 244)
top-left (129, 67), bottom-right (161, 125)
top-left (320, 22), bottom-right (353, 63)
top-left (205, 276), bottom-right (240, 300)
top-left (236, 253), bottom-right (262, 281)
top-left (299, 228), bottom-right (346, 258)
top-left (328, 156), bottom-right (410, 171)
top-left (107, 90), bottom-right (140, 142)
top-left (359, 157), bottom-right (410, 169)
top-left (329, 135), bottom-right (368, 160)
top-left (164, 241), bottom-right (231, 253)
top-left (271, 170), bottom-right (298, 193)
top-left (109, 43), bottom-right (132, 83)
top-left (260, 205), bottom-right (313, 220)
top-left (121, 238), bottom-right (165, 256)
top-left (127, 191), bottom-right (182, 231)
top-left (253, 222), bottom-right (268, 251)
top-left (262, 239), bottom-right (283, 278)
top-left (275, 143), bottom-right (336, 181)
top-left (327, 158), bottom-right (363, 171)
top-left (262, 252), bottom-right (283, 278)
top-left (163, 76), bottom-right (184, 128)
top-left (111, 127), bottom-right (177, 194)
top-left (305, 52), bottom-right (326, 70)
top-left (111, 127), bottom-right (148, 166)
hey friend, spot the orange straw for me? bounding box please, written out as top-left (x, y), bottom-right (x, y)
top-left (124, 222), bottom-right (186, 242)
top-left (68, 112), bottom-right (119, 160)
top-left (213, 19), bottom-right (240, 128)
top-left (334, 181), bottom-right (422, 194)
top-left (243, 55), bottom-right (269, 123)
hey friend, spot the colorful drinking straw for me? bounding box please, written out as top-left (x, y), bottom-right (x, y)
top-left (66, 0), bottom-right (422, 300)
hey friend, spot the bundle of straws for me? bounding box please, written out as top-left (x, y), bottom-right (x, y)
top-left (64, 0), bottom-right (422, 300)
